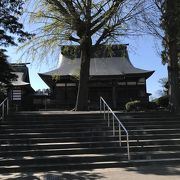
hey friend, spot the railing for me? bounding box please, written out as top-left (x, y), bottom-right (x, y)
top-left (0, 98), bottom-right (9, 121)
top-left (100, 97), bottom-right (130, 160)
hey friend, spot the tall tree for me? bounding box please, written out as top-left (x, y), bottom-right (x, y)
top-left (162, 0), bottom-right (180, 112)
top-left (0, 49), bottom-right (17, 101)
top-left (141, 0), bottom-right (180, 113)
top-left (0, 0), bottom-right (32, 90)
top-left (23, 0), bottom-right (144, 110)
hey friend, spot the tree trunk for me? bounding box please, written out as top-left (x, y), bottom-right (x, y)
top-left (75, 39), bottom-right (92, 111)
top-left (168, 51), bottom-right (179, 113)
top-left (167, 0), bottom-right (180, 113)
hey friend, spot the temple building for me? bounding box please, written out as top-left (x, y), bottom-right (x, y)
top-left (39, 45), bottom-right (154, 109)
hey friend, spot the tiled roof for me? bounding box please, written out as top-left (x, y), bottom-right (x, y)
top-left (41, 44), bottom-right (154, 77)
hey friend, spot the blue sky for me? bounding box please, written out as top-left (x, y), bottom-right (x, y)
top-left (7, 34), bottom-right (167, 99)
top-left (128, 36), bottom-right (167, 98)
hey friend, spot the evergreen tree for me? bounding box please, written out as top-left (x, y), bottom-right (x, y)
top-left (0, 0), bottom-right (32, 47)
top-left (0, 0), bottom-right (32, 93)
top-left (0, 49), bottom-right (17, 100)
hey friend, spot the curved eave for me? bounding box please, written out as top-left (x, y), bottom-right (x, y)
top-left (40, 68), bottom-right (154, 80)
top-left (9, 83), bottom-right (35, 93)
top-left (38, 73), bottom-right (55, 88)
top-left (39, 70), bottom-right (154, 86)
top-left (125, 71), bottom-right (155, 79)
top-left (41, 55), bottom-right (155, 77)
top-left (11, 82), bottom-right (30, 86)
top-left (26, 85), bottom-right (35, 93)
top-left (39, 73), bottom-right (79, 87)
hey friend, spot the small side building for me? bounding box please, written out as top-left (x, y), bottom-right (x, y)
top-left (39, 45), bottom-right (154, 109)
top-left (8, 63), bottom-right (34, 110)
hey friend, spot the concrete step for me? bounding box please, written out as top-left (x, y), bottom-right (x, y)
top-left (0, 137), bottom-right (129, 146)
top-left (1, 138), bottom-right (180, 151)
top-left (8, 113), bottom-right (103, 121)
top-left (2, 127), bottom-right (180, 137)
top-left (0, 147), bottom-right (126, 157)
top-left (112, 115), bottom-right (180, 122)
top-left (0, 158), bottom-right (180, 173)
top-left (14, 118), bottom-right (176, 126)
top-left (125, 124), bottom-right (180, 130)
top-left (2, 122), bottom-right (180, 131)
top-left (1, 145), bottom-right (180, 158)
top-left (121, 121), bottom-right (180, 126)
top-left (1, 150), bottom-right (180, 163)
top-left (121, 117), bottom-right (180, 121)
top-left (0, 153), bottom-right (130, 166)
top-left (0, 126), bottom-right (109, 133)
top-left (6, 114), bottom-right (180, 121)
top-left (129, 128), bottom-right (180, 134)
top-left (1, 151), bottom-right (179, 172)
top-left (4, 118), bottom-right (104, 124)
top-left (132, 151), bottom-right (180, 160)
top-left (3, 143), bottom-right (180, 154)
top-left (0, 141), bottom-right (123, 151)
top-left (0, 129), bottom-right (114, 136)
top-left (0, 161), bottom-right (131, 173)
top-left (117, 112), bottom-right (179, 118)
top-left (1, 132), bottom-right (180, 142)
top-left (0, 121), bottom-right (107, 127)
top-left (129, 144), bottom-right (180, 152)
top-left (7, 113), bottom-right (180, 123)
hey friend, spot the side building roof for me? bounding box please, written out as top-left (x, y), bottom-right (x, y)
top-left (10, 63), bottom-right (34, 92)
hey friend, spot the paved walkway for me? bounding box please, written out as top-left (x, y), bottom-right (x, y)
top-left (1, 165), bottom-right (180, 180)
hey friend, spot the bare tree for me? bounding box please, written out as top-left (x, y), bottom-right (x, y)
top-left (23, 0), bottom-right (145, 110)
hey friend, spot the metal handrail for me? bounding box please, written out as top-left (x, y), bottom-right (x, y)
top-left (100, 97), bottom-right (130, 160)
top-left (0, 98), bottom-right (9, 121)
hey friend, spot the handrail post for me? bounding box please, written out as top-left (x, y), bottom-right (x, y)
top-left (127, 135), bottom-right (130, 160)
top-left (108, 109), bottom-right (110, 127)
top-left (112, 116), bottom-right (115, 136)
top-left (103, 103), bottom-right (105, 120)
top-left (100, 98), bottom-right (102, 113)
top-left (119, 125), bottom-right (122, 146)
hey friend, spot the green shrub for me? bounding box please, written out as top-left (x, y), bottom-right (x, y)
top-left (125, 100), bottom-right (142, 111)
top-left (125, 100), bottom-right (158, 111)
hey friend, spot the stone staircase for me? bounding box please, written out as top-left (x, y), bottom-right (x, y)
top-left (0, 111), bottom-right (180, 173)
